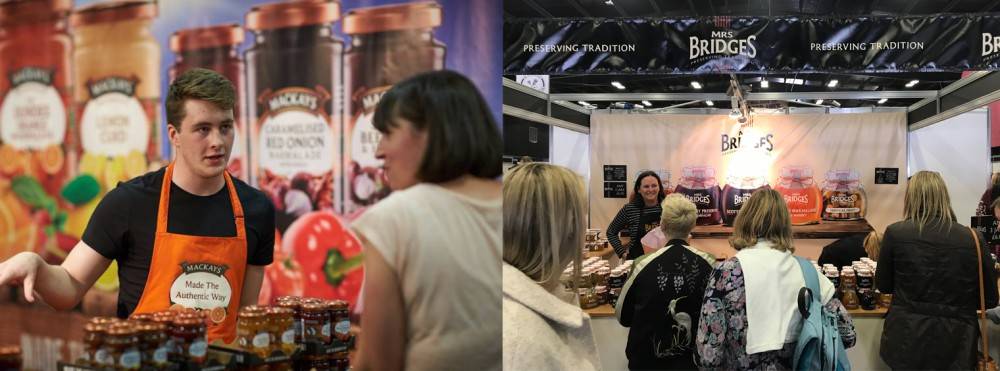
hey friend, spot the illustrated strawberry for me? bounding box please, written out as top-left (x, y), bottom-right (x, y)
top-left (282, 211), bottom-right (363, 306)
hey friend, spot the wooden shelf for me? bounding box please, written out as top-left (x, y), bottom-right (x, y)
top-left (618, 219), bottom-right (874, 240)
top-left (585, 303), bottom-right (617, 318)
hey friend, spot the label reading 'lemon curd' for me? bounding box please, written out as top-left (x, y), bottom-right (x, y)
top-left (0, 67), bottom-right (66, 149)
top-left (80, 77), bottom-right (153, 157)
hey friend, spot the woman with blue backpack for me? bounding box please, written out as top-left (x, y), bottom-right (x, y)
top-left (696, 189), bottom-right (857, 370)
top-left (876, 171), bottom-right (999, 370)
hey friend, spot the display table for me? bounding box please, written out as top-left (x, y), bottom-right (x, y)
top-left (587, 302), bottom-right (1000, 371)
top-left (621, 219), bottom-right (874, 240)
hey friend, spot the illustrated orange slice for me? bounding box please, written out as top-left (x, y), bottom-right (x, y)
top-left (209, 307), bottom-right (226, 324)
top-left (36, 145), bottom-right (64, 175)
top-left (0, 145), bottom-right (22, 175)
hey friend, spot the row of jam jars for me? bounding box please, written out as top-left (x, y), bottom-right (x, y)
top-left (275, 296), bottom-right (305, 343)
top-left (171, 311), bottom-right (208, 364)
top-left (82, 317), bottom-right (120, 367)
top-left (105, 322), bottom-right (142, 370)
top-left (237, 306), bottom-right (272, 359)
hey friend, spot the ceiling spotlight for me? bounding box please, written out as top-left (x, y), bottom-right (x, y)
top-left (791, 78), bottom-right (805, 85)
top-left (691, 81), bottom-right (702, 89)
top-left (729, 109), bottom-right (741, 119)
top-left (641, 100), bottom-right (652, 107)
top-left (611, 81), bottom-right (626, 90)
top-left (578, 101), bottom-right (589, 106)
top-left (832, 100), bottom-right (841, 107)
top-left (905, 80), bottom-right (919, 88)
top-left (827, 80), bottom-right (839, 88)
top-left (877, 98), bottom-right (888, 104)
top-left (816, 99), bottom-right (824, 105)
top-left (760, 80), bottom-right (769, 88)
top-left (705, 100), bottom-right (714, 106)
top-left (604, 0), bottom-right (614, 4)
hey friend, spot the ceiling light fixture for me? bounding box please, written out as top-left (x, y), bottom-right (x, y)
top-left (877, 98), bottom-right (888, 104)
top-left (827, 80), bottom-right (839, 88)
top-left (905, 80), bottom-right (919, 88)
top-left (691, 81), bottom-right (702, 89)
top-left (604, 0), bottom-right (614, 4)
top-left (816, 99), bottom-right (824, 105)
top-left (761, 80), bottom-right (769, 88)
top-left (641, 100), bottom-right (652, 107)
top-left (705, 100), bottom-right (714, 106)
top-left (611, 81), bottom-right (625, 90)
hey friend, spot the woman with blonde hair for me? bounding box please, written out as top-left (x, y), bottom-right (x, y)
top-left (877, 170), bottom-right (998, 370)
top-left (616, 194), bottom-right (714, 370)
top-left (502, 163), bottom-right (601, 370)
top-left (696, 189), bottom-right (856, 369)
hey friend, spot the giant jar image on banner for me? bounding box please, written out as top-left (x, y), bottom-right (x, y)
top-left (343, 1), bottom-right (445, 214)
top-left (775, 166), bottom-right (822, 225)
top-left (673, 166), bottom-right (722, 225)
top-left (71, 0), bottom-right (161, 194)
top-left (170, 24), bottom-right (247, 181)
top-left (822, 169), bottom-right (867, 221)
top-left (721, 174), bottom-right (769, 226)
top-left (246, 0), bottom-right (342, 227)
top-left (0, 0), bottom-right (73, 261)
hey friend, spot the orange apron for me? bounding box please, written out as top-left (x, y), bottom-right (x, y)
top-left (132, 162), bottom-right (247, 344)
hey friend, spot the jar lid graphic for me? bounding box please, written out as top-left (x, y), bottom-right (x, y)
top-left (247, 0), bottom-right (341, 31)
top-left (682, 166), bottom-right (715, 180)
top-left (780, 166), bottom-right (814, 180)
top-left (0, 0), bottom-right (72, 25)
top-left (343, 1), bottom-right (442, 35)
top-left (170, 24), bottom-right (244, 52)
top-left (70, 0), bottom-right (156, 27)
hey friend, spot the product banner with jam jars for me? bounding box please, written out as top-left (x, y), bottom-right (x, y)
top-left (0, 0), bottom-right (500, 314)
top-left (588, 112), bottom-right (908, 236)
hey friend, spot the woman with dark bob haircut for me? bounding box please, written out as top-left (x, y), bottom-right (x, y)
top-left (351, 70), bottom-right (502, 371)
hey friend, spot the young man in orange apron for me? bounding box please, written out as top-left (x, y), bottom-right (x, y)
top-left (0, 68), bottom-right (275, 344)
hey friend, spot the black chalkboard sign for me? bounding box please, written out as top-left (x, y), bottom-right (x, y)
top-left (875, 168), bottom-right (899, 184)
top-left (604, 165), bottom-right (627, 182)
top-left (604, 182), bottom-right (627, 198)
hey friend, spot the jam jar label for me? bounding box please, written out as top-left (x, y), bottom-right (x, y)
top-left (322, 322), bottom-right (331, 338)
top-left (94, 348), bottom-right (111, 365)
top-left (347, 86), bottom-right (392, 210)
top-left (257, 87), bottom-right (335, 178)
top-left (79, 77), bottom-right (150, 157)
top-left (1, 67), bottom-right (66, 149)
top-left (119, 349), bottom-right (141, 369)
top-left (335, 320), bottom-right (350, 336)
top-left (282, 329), bottom-right (295, 344)
top-left (252, 332), bottom-right (270, 348)
top-left (189, 339), bottom-right (208, 358)
top-left (169, 262), bottom-right (233, 310)
top-left (153, 346), bottom-right (169, 364)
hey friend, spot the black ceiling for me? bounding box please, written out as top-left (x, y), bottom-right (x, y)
top-left (503, 0), bottom-right (995, 109)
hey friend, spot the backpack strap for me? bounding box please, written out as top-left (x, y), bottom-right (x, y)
top-left (795, 256), bottom-right (821, 301)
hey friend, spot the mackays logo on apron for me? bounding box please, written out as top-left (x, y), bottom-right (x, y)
top-left (133, 162), bottom-right (248, 344)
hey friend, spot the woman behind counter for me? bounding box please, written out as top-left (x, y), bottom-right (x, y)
top-left (607, 171), bottom-right (666, 259)
top-left (877, 170), bottom-right (998, 370)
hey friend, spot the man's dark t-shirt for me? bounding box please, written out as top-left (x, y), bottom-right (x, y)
top-left (82, 167), bottom-right (275, 318)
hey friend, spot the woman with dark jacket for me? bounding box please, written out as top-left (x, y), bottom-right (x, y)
top-left (607, 171), bottom-right (666, 259)
top-left (877, 171), bottom-right (999, 370)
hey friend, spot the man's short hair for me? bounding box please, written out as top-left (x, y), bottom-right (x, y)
top-left (165, 68), bottom-right (236, 129)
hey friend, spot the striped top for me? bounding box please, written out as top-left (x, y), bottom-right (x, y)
top-left (606, 202), bottom-right (663, 259)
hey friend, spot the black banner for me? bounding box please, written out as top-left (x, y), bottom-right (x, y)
top-left (504, 15), bottom-right (1000, 74)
